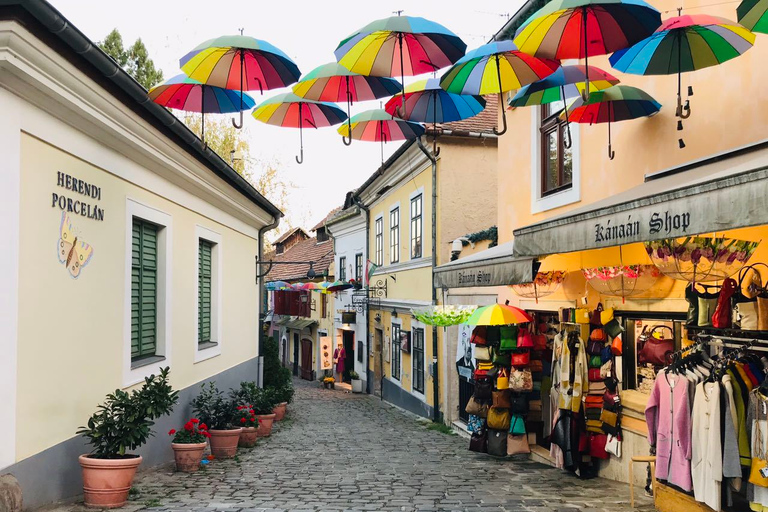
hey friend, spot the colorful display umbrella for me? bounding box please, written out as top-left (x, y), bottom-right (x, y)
top-left (609, 14), bottom-right (754, 137)
top-left (149, 74), bottom-right (255, 143)
top-left (252, 92), bottom-right (347, 164)
top-left (738, 0), bottom-right (768, 33)
top-left (463, 303), bottom-right (534, 326)
top-left (337, 109), bottom-right (425, 163)
top-left (564, 85), bottom-right (661, 159)
top-left (384, 78), bottom-right (485, 154)
top-left (513, 0), bottom-right (662, 99)
top-left (266, 281), bottom-right (291, 291)
top-left (439, 40), bottom-right (560, 135)
top-left (334, 15), bottom-right (467, 118)
top-left (292, 62), bottom-right (402, 146)
top-left (327, 280), bottom-right (354, 292)
top-left (180, 34), bottom-right (301, 129)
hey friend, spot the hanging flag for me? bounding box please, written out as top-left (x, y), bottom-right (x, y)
top-left (365, 259), bottom-right (378, 285)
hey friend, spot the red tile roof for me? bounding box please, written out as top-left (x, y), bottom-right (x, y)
top-left (265, 236), bottom-right (334, 282)
top-left (427, 94), bottom-right (499, 135)
top-left (274, 227), bottom-right (308, 246)
top-left (311, 207), bottom-right (342, 232)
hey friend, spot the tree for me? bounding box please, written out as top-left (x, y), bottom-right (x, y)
top-left (98, 29), bottom-right (164, 90)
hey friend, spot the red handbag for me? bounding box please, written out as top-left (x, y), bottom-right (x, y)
top-left (511, 351), bottom-right (530, 367)
top-left (589, 433), bottom-right (610, 459)
top-left (589, 328), bottom-right (607, 342)
top-left (611, 336), bottom-right (623, 356)
top-left (517, 328), bottom-right (533, 348)
top-left (637, 325), bottom-right (675, 366)
top-left (532, 334), bottom-right (548, 351)
top-left (588, 368), bottom-right (602, 382)
top-left (713, 278), bottom-right (738, 329)
top-left (470, 326), bottom-right (487, 345)
top-left (590, 303), bottom-right (604, 326)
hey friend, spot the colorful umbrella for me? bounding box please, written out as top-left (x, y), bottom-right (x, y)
top-left (327, 280), bottom-right (354, 292)
top-left (439, 40), bottom-right (560, 135)
top-left (337, 109), bottom-right (425, 164)
top-left (180, 34), bottom-right (301, 129)
top-left (334, 15), bottom-right (466, 118)
top-left (384, 78), bottom-right (485, 154)
top-left (292, 62), bottom-right (402, 146)
top-left (266, 280), bottom-right (291, 291)
top-left (463, 303), bottom-right (534, 326)
top-left (513, 0), bottom-right (662, 99)
top-left (738, 0), bottom-right (768, 33)
top-left (149, 74), bottom-right (255, 143)
top-left (564, 85), bottom-right (661, 159)
top-left (252, 92), bottom-right (347, 164)
top-left (609, 14), bottom-right (754, 138)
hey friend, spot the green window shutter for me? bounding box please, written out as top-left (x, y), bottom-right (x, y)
top-left (131, 219), bottom-right (158, 360)
top-left (198, 239), bottom-right (213, 344)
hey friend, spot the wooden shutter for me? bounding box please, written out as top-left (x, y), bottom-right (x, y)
top-left (198, 240), bottom-right (213, 344)
top-left (131, 219), bottom-right (158, 360)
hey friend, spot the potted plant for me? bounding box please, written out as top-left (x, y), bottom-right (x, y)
top-left (271, 383), bottom-right (294, 421)
top-left (191, 382), bottom-right (240, 459)
top-left (349, 370), bottom-right (363, 393)
top-left (322, 376), bottom-right (335, 389)
top-left (234, 405), bottom-right (259, 447)
top-left (251, 387), bottom-right (278, 437)
top-left (76, 367), bottom-right (178, 508)
top-left (168, 419), bottom-right (209, 472)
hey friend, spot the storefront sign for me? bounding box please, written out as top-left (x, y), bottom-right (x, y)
top-left (593, 210), bottom-right (691, 244)
top-left (319, 336), bottom-right (332, 370)
top-left (52, 171), bottom-right (105, 221)
top-left (457, 269), bottom-right (493, 286)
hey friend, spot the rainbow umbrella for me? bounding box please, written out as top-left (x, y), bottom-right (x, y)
top-left (299, 282), bottom-right (322, 291)
top-left (327, 280), bottom-right (354, 292)
top-left (609, 14), bottom-right (754, 137)
top-left (252, 92), bottom-right (347, 164)
top-left (564, 85), bottom-right (661, 159)
top-left (738, 0), bottom-right (768, 33)
top-left (266, 281), bottom-right (291, 291)
top-left (514, 0), bottom-right (661, 99)
top-left (439, 40), bottom-right (560, 135)
top-left (292, 62), bottom-right (402, 146)
top-left (149, 74), bottom-right (255, 143)
top-left (463, 303), bottom-right (534, 326)
top-left (334, 15), bottom-right (466, 117)
top-left (384, 78), bottom-right (485, 154)
top-left (180, 34), bottom-right (301, 129)
top-left (337, 109), bottom-right (425, 164)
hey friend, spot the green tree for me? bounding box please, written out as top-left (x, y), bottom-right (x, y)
top-left (98, 29), bottom-right (164, 90)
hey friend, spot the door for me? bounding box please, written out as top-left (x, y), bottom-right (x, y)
top-left (458, 377), bottom-right (475, 422)
top-left (300, 339), bottom-right (313, 381)
top-left (293, 333), bottom-right (299, 376)
top-left (373, 328), bottom-right (383, 397)
top-left (342, 330), bottom-right (355, 383)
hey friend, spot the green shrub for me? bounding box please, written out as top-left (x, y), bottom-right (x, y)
top-left (190, 382), bottom-right (236, 429)
top-left (272, 383), bottom-right (295, 404)
top-left (262, 336), bottom-right (291, 389)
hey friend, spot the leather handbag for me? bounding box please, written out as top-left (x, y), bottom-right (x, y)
top-left (528, 399), bottom-right (542, 411)
top-left (469, 429), bottom-right (488, 453)
top-left (611, 335), bottom-right (623, 356)
top-left (509, 414), bottom-right (526, 435)
top-left (575, 308), bottom-right (590, 324)
top-left (637, 325), bottom-right (675, 366)
top-left (734, 264), bottom-right (768, 330)
top-left (712, 278), bottom-right (738, 329)
top-left (529, 359), bottom-right (543, 373)
top-left (589, 355), bottom-right (603, 368)
top-left (474, 378), bottom-right (493, 400)
top-left (517, 328), bottom-right (534, 348)
top-left (600, 409), bottom-right (618, 427)
top-left (467, 414), bottom-right (485, 433)
top-left (493, 351), bottom-right (512, 366)
top-left (605, 434), bottom-right (622, 457)
top-left (604, 318), bottom-right (624, 338)
top-left (510, 393), bottom-right (529, 414)
top-left (532, 334), bottom-right (548, 351)
top-left (697, 287), bottom-right (720, 327)
top-left (585, 395), bottom-right (603, 409)
top-left (589, 381), bottom-right (607, 395)
top-left (509, 368), bottom-right (533, 392)
top-left (487, 428), bottom-right (508, 457)
top-left (601, 307), bottom-right (615, 325)
top-left (601, 345), bottom-right (613, 363)
top-left (600, 360), bottom-right (613, 379)
top-left (590, 303), bottom-right (604, 326)
top-left (492, 389), bottom-right (512, 408)
top-left (685, 283), bottom-right (699, 326)
top-left (588, 368), bottom-right (602, 382)
top-left (470, 326), bottom-right (487, 345)
top-left (589, 433), bottom-right (610, 459)
top-left (465, 396), bottom-right (489, 418)
top-left (586, 419), bottom-right (604, 433)
top-left (511, 351), bottom-right (530, 367)
top-left (499, 325), bottom-right (518, 352)
top-left (507, 434), bottom-right (530, 455)
top-left (474, 362), bottom-right (494, 380)
top-left (589, 328), bottom-right (607, 342)
top-left (487, 407), bottom-right (511, 430)
top-left (475, 346), bottom-right (492, 362)
top-left (587, 340), bottom-right (605, 356)
top-left (759, 296), bottom-right (768, 331)
top-left (496, 367), bottom-right (510, 390)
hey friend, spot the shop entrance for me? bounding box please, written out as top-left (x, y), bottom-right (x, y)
top-left (342, 330), bottom-right (355, 383)
top-left (457, 377), bottom-right (474, 422)
top-left (300, 338), bottom-right (313, 381)
top-left (373, 328), bottom-right (383, 396)
top-left (292, 333), bottom-right (299, 376)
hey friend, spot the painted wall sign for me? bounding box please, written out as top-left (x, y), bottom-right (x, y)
top-left (320, 336), bottom-right (332, 370)
top-left (51, 172), bottom-right (105, 221)
top-left (57, 211), bottom-right (94, 279)
top-left (458, 269), bottom-right (493, 286)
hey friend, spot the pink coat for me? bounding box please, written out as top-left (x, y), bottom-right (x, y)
top-left (645, 373), bottom-right (693, 492)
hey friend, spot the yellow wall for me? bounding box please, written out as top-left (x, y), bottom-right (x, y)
top-left (16, 134), bottom-right (260, 460)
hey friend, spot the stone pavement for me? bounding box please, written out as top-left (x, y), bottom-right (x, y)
top-left (48, 378), bottom-right (653, 512)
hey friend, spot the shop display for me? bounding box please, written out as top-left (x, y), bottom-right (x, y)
top-left (583, 265), bottom-right (660, 301)
top-left (645, 237), bottom-right (760, 284)
top-left (511, 271), bottom-right (566, 303)
top-left (411, 305), bottom-right (477, 327)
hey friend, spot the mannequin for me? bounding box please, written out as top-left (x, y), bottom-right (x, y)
top-left (334, 342), bottom-right (346, 382)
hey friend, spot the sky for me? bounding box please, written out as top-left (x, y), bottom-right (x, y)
top-left (50, 0), bottom-right (524, 231)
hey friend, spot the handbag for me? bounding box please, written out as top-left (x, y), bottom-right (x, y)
top-left (697, 287), bottom-right (720, 327)
top-left (712, 278), bottom-right (738, 329)
top-left (465, 396), bottom-right (489, 418)
top-left (467, 414), bottom-right (484, 433)
top-left (590, 303), bottom-right (604, 326)
top-left (475, 346), bottom-right (492, 362)
top-left (470, 326), bottom-right (487, 345)
top-left (511, 351), bottom-right (531, 367)
top-left (487, 428), bottom-right (508, 457)
top-left (734, 264), bottom-right (768, 329)
top-left (493, 352), bottom-right (511, 366)
top-left (589, 433), bottom-right (610, 459)
top-left (601, 345), bottom-right (613, 363)
top-left (509, 414), bottom-right (526, 435)
top-left (532, 334), bottom-right (548, 351)
top-left (506, 434), bottom-right (530, 455)
top-left (637, 325), bottom-right (675, 366)
top-left (492, 389), bottom-right (512, 408)
top-left (474, 378), bottom-right (493, 400)
top-left (517, 328), bottom-right (534, 348)
top-left (487, 407), bottom-right (511, 430)
top-left (605, 433), bottom-right (622, 458)
top-left (510, 393), bottom-right (529, 414)
top-left (584, 395), bottom-right (603, 409)
top-left (600, 409), bottom-right (618, 427)
top-left (509, 368), bottom-right (533, 391)
top-left (529, 359), bottom-right (543, 373)
top-left (604, 318), bottom-right (624, 338)
top-left (587, 340), bottom-right (605, 356)
top-left (588, 368), bottom-right (603, 382)
top-left (586, 419), bottom-right (604, 433)
top-left (611, 335), bottom-right (623, 356)
top-left (486, 326), bottom-right (501, 347)
top-left (589, 381), bottom-right (607, 395)
top-left (496, 366), bottom-right (510, 390)
top-left (589, 355), bottom-right (603, 368)
top-left (600, 360), bottom-right (613, 379)
top-left (685, 283), bottom-right (699, 326)
top-left (469, 429), bottom-right (488, 453)
top-left (601, 307), bottom-right (615, 325)
top-left (589, 328), bottom-right (607, 342)
top-left (499, 325), bottom-right (518, 352)
top-left (575, 308), bottom-right (590, 324)
top-left (750, 395), bottom-right (768, 487)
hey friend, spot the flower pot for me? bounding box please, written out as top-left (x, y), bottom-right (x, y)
top-left (273, 402), bottom-right (288, 421)
top-left (208, 428), bottom-right (242, 459)
top-left (171, 442), bottom-right (207, 472)
top-left (256, 414), bottom-right (276, 437)
top-left (79, 454), bottom-right (142, 509)
top-left (351, 379), bottom-right (363, 393)
top-left (238, 427), bottom-right (258, 448)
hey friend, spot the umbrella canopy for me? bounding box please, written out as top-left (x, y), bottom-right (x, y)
top-left (327, 280), bottom-right (354, 292)
top-left (463, 303), bottom-right (534, 326)
top-left (514, 0), bottom-right (661, 98)
top-left (337, 109), bottom-right (425, 163)
top-left (510, 65), bottom-right (619, 107)
top-left (252, 92), bottom-right (347, 164)
top-left (738, 0), bottom-right (768, 33)
top-left (181, 34), bottom-right (301, 128)
top-left (266, 280), bottom-right (291, 291)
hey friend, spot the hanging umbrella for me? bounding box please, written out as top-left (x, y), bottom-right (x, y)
top-left (738, 0), bottom-right (768, 33)
top-left (334, 15), bottom-right (467, 117)
top-left (337, 109), bottom-right (425, 164)
top-left (327, 280), bottom-right (354, 292)
top-left (439, 40), bottom-right (560, 135)
top-left (149, 74), bottom-right (255, 143)
top-left (564, 85), bottom-right (660, 159)
top-left (511, 271), bottom-right (567, 303)
top-left (252, 92), bottom-right (347, 164)
top-left (292, 62), bottom-right (402, 146)
top-left (180, 34), bottom-right (301, 129)
top-left (266, 280), bottom-right (291, 291)
top-left (513, 0), bottom-right (662, 99)
top-left (384, 78), bottom-right (485, 154)
top-left (609, 14), bottom-right (754, 140)
top-left (463, 303), bottom-right (534, 326)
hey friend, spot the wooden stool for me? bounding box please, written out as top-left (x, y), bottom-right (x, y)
top-left (629, 455), bottom-right (656, 507)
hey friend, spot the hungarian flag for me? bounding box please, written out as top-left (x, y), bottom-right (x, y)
top-left (365, 259), bottom-right (378, 285)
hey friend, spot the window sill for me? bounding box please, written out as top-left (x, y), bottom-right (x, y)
top-left (130, 355), bottom-right (166, 370)
top-left (197, 341), bottom-right (219, 351)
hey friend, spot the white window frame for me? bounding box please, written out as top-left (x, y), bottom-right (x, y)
top-left (194, 225), bottom-right (223, 363)
top-left (339, 255), bottom-right (346, 282)
top-left (124, 198), bottom-right (172, 387)
top-left (408, 187), bottom-right (425, 260)
top-left (374, 214), bottom-right (384, 266)
top-left (530, 106), bottom-right (581, 214)
top-left (411, 319), bottom-right (427, 399)
top-left (390, 318), bottom-right (402, 385)
top-left (389, 202), bottom-right (401, 264)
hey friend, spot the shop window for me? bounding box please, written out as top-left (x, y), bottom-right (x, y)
top-left (355, 253), bottom-right (363, 282)
top-left (390, 207), bottom-right (400, 263)
top-left (132, 218), bottom-right (158, 361)
top-left (198, 239), bottom-right (214, 345)
top-left (375, 217), bottom-right (383, 266)
top-left (618, 313), bottom-right (686, 392)
top-left (412, 327), bottom-right (425, 394)
top-left (339, 256), bottom-right (346, 281)
top-left (357, 339), bottom-right (364, 363)
top-left (391, 323), bottom-right (401, 381)
top-left (540, 101), bottom-right (572, 197)
top-left (410, 194), bottom-right (423, 259)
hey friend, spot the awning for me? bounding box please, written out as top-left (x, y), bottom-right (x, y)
top-left (434, 240), bottom-right (539, 289)
top-left (513, 141), bottom-right (768, 257)
top-left (284, 318), bottom-right (317, 330)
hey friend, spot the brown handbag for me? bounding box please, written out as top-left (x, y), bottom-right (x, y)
top-left (506, 434), bottom-right (530, 455)
top-left (492, 389), bottom-right (512, 408)
top-left (465, 396), bottom-right (489, 418)
top-left (637, 325), bottom-right (675, 366)
top-left (487, 407), bottom-right (511, 430)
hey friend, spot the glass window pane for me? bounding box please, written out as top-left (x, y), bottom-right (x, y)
top-left (545, 130), bottom-right (558, 192)
top-left (562, 125), bottom-right (573, 186)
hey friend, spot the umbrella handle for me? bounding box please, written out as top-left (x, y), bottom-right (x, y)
top-left (562, 85), bottom-right (572, 150)
top-left (296, 105), bottom-right (304, 164)
top-left (295, 147), bottom-right (304, 165)
top-left (493, 93), bottom-right (508, 136)
top-left (232, 110), bottom-right (244, 129)
top-left (232, 50), bottom-right (245, 129)
top-left (607, 111), bottom-right (615, 160)
top-left (342, 93), bottom-right (352, 146)
top-left (681, 100), bottom-right (691, 119)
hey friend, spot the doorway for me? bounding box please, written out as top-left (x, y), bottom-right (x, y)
top-left (292, 333), bottom-right (299, 377)
top-left (342, 330), bottom-right (355, 383)
top-left (373, 328), bottom-right (383, 397)
top-left (300, 338), bottom-right (313, 381)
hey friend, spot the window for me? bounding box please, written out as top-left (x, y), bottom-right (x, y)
top-left (321, 293), bottom-right (328, 318)
top-left (412, 328), bottom-right (425, 394)
top-left (198, 239), bottom-right (213, 345)
top-left (540, 101), bottom-right (573, 196)
top-left (410, 195), bottom-right (422, 259)
top-left (339, 256), bottom-right (346, 281)
top-left (621, 314), bottom-right (686, 392)
top-left (391, 323), bottom-right (401, 381)
top-left (355, 253), bottom-right (363, 282)
top-left (375, 217), bottom-right (383, 266)
top-left (132, 219), bottom-right (158, 361)
top-left (390, 207), bottom-right (400, 263)
top-left (316, 228), bottom-right (328, 243)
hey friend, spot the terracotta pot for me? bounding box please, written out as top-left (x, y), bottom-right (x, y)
top-left (171, 442), bottom-right (207, 472)
top-left (273, 402), bottom-right (288, 421)
top-left (79, 454), bottom-right (142, 509)
top-left (256, 414), bottom-right (276, 437)
top-left (208, 428), bottom-right (242, 459)
top-left (238, 427), bottom-right (258, 448)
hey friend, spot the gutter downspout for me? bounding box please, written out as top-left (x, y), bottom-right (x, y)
top-left (350, 196), bottom-right (374, 396)
top-left (258, 214), bottom-right (282, 380)
top-left (416, 137), bottom-right (441, 424)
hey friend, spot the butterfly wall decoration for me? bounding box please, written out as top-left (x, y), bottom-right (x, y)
top-left (57, 211), bottom-right (94, 279)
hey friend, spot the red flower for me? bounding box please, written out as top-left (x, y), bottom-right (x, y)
top-left (184, 422), bottom-right (193, 431)
top-left (203, 431), bottom-right (211, 438)
top-left (237, 405), bottom-right (244, 410)
top-left (240, 417), bottom-right (246, 423)
top-left (199, 423), bottom-right (208, 430)
top-left (191, 418), bottom-right (199, 424)
top-left (168, 429), bottom-right (176, 436)
top-left (249, 409), bottom-right (255, 415)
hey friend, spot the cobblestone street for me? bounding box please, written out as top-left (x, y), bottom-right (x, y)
top-left (51, 378), bottom-right (652, 512)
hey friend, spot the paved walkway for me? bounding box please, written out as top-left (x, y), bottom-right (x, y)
top-left (55, 378), bottom-right (652, 511)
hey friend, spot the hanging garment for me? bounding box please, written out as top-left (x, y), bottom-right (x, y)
top-left (334, 347), bottom-right (346, 375)
top-left (747, 389), bottom-right (768, 511)
top-left (646, 373), bottom-right (694, 492)
top-left (692, 381), bottom-right (722, 511)
top-left (559, 333), bottom-right (588, 413)
top-left (723, 374), bottom-right (744, 498)
top-left (729, 367), bottom-right (753, 467)
top-left (549, 387), bottom-right (564, 469)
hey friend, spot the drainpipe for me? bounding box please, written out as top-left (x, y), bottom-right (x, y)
top-left (350, 195), bottom-right (373, 396)
top-left (258, 214), bottom-right (282, 370)
top-left (416, 137), bottom-right (441, 424)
